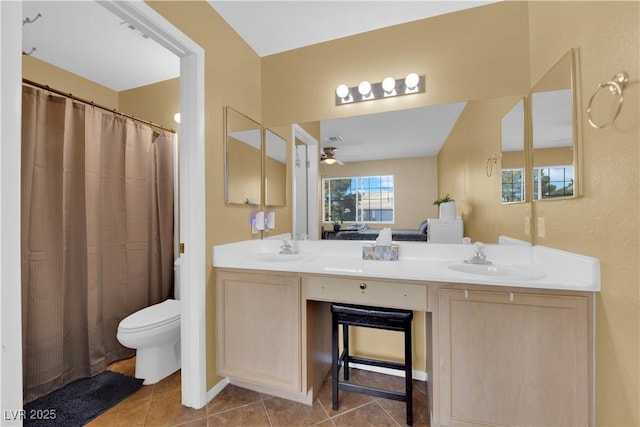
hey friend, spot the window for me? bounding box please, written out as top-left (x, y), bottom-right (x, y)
top-left (501, 168), bottom-right (525, 203)
top-left (533, 166), bottom-right (574, 199)
top-left (323, 175), bottom-right (394, 223)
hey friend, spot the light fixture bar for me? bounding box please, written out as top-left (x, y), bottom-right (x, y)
top-left (335, 74), bottom-right (425, 106)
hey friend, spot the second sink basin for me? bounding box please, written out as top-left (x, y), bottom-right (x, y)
top-left (448, 263), bottom-right (546, 281)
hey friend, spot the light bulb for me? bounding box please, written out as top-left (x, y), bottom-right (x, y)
top-left (405, 72), bottom-right (420, 90)
top-left (336, 84), bottom-right (350, 99)
top-left (358, 80), bottom-right (372, 96)
top-left (173, 113), bottom-right (181, 124)
top-left (382, 77), bottom-right (396, 93)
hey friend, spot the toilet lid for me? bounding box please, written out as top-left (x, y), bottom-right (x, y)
top-left (119, 299), bottom-right (181, 333)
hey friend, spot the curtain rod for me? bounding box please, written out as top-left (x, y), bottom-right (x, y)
top-left (22, 78), bottom-right (176, 134)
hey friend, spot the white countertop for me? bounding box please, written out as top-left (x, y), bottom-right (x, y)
top-left (213, 239), bottom-right (600, 292)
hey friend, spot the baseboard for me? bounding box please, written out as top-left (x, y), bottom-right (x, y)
top-left (206, 377), bottom-right (230, 403)
top-left (348, 362), bottom-right (428, 382)
top-left (205, 365), bottom-right (427, 405)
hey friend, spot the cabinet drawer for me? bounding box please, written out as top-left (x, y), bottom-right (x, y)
top-left (305, 275), bottom-right (427, 311)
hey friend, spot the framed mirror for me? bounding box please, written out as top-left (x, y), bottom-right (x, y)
top-left (264, 129), bottom-right (287, 207)
top-left (530, 49), bottom-right (578, 201)
top-left (500, 98), bottom-right (526, 204)
top-left (225, 106), bottom-right (262, 205)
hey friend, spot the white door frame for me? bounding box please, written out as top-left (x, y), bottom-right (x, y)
top-left (98, 1), bottom-right (207, 409)
top-left (0, 1), bottom-right (208, 414)
top-left (0, 2), bottom-right (25, 424)
top-left (291, 124), bottom-right (319, 240)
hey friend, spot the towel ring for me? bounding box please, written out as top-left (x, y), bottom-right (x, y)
top-left (587, 71), bottom-right (628, 129)
top-left (486, 154), bottom-right (498, 177)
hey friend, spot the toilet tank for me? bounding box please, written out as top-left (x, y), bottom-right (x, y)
top-left (174, 257), bottom-right (181, 300)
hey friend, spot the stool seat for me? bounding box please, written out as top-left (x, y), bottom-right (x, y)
top-left (331, 303), bottom-right (414, 426)
top-left (331, 303), bottom-right (413, 322)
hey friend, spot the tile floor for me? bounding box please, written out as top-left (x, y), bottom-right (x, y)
top-left (88, 357), bottom-right (430, 426)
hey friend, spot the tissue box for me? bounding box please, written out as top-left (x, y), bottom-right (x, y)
top-left (362, 244), bottom-right (399, 261)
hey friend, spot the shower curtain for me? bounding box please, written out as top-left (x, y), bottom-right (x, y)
top-left (21, 86), bottom-right (175, 403)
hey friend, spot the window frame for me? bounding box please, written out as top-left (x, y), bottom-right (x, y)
top-left (500, 167), bottom-right (526, 204)
top-left (322, 175), bottom-right (395, 224)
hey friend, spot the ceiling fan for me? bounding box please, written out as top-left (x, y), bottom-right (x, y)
top-left (321, 147), bottom-right (345, 165)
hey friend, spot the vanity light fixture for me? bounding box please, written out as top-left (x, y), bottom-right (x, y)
top-left (405, 72), bottom-right (420, 93)
top-left (358, 80), bottom-right (371, 95)
top-left (382, 77), bottom-right (396, 95)
top-left (335, 72), bottom-right (425, 105)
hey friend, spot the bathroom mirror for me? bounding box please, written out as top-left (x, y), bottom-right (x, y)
top-left (500, 98), bottom-right (526, 204)
top-left (264, 129), bottom-right (287, 207)
top-left (530, 49), bottom-right (578, 200)
top-left (225, 106), bottom-right (262, 205)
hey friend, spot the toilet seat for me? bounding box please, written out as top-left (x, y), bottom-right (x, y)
top-left (119, 299), bottom-right (181, 333)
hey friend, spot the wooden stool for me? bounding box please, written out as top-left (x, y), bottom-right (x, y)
top-left (331, 303), bottom-right (414, 426)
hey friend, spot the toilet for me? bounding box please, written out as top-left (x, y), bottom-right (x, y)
top-left (117, 259), bottom-right (182, 384)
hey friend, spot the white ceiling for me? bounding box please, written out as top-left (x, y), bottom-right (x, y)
top-left (207, 1), bottom-right (497, 58)
top-left (21, 0), bottom-right (497, 162)
top-left (22, 1), bottom-right (180, 92)
top-left (321, 102), bottom-right (467, 163)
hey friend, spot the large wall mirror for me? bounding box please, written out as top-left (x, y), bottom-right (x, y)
top-left (316, 95), bottom-right (531, 243)
top-left (530, 49), bottom-right (578, 201)
top-left (501, 98), bottom-right (526, 204)
top-left (225, 106), bottom-right (262, 205)
top-left (264, 129), bottom-right (287, 207)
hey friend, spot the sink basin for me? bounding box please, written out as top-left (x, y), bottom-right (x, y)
top-left (448, 263), bottom-right (546, 280)
top-left (250, 253), bottom-right (307, 263)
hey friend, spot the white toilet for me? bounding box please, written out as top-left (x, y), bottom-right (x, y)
top-left (117, 259), bottom-right (182, 384)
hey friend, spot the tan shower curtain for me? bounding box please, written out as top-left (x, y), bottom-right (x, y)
top-left (21, 86), bottom-right (174, 403)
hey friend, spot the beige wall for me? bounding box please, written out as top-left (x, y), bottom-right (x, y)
top-left (149, 0), bottom-right (263, 390)
top-left (22, 55), bottom-right (119, 108)
top-left (119, 78), bottom-right (180, 133)
top-left (261, 1), bottom-right (530, 128)
top-left (320, 157), bottom-right (438, 229)
top-left (527, 2), bottom-right (640, 424)
top-left (439, 95), bottom-right (531, 243)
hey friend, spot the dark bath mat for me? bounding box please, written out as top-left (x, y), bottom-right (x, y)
top-left (23, 370), bottom-right (144, 426)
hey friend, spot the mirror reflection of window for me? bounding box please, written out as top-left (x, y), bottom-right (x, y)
top-left (530, 50), bottom-right (577, 200)
top-left (323, 175), bottom-right (395, 223)
top-left (500, 98), bottom-right (525, 204)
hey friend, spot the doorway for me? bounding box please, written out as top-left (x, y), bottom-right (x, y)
top-left (0, 0), bottom-right (207, 414)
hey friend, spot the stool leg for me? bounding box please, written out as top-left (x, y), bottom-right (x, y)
top-left (332, 314), bottom-right (339, 410)
top-left (405, 322), bottom-right (413, 426)
top-left (343, 324), bottom-right (350, 381)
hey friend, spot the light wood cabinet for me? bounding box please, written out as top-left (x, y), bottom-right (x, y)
top-left (216, 270), bottom-right (301, 392)
top-left (438, 288), bottom-right (591, 426)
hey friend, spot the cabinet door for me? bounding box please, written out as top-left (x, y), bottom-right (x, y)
top-left (217, 271), bottom-right (301, 392)
top-left (438, 288), bottom-right (590, 427)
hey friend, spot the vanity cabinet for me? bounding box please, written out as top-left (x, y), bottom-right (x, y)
top-left (216, 270), bottom-right (302, 393)
top-left (437, 287), bottom-right (591, 426)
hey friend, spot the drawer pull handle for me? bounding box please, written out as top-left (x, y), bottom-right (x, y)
top-left (359, 283), bottom-right (367, 290)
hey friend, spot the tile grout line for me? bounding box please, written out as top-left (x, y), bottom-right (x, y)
top-left (373, 398), bottom-right (403, 427)
top-left (315, 397), bottom-right (336, 427)
top-left (261, 398), bottom-right (273, 427)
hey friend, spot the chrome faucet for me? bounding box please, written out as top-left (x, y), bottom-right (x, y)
top-left (279, 239), bottom-right (298, 255)
top-left (464, 242), bottom-right (492, 265)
